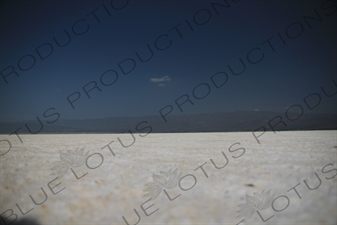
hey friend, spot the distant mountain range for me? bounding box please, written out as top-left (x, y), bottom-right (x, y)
top-left (0, 111), bottom-right (336, 134)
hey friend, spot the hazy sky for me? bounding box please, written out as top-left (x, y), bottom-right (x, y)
top-left (1, 0), bottom-right (336, 122)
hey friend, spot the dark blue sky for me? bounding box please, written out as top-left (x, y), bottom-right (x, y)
top-left (1, 0), bottom-right (336, 122)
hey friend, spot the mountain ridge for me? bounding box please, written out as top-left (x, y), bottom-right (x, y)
top-left (0, 111), bottom-right (336, 134)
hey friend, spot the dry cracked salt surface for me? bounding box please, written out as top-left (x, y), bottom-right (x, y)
top-left (0, 130), bottom-right (336, 225)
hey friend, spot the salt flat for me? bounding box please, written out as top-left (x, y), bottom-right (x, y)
top-left (1, 130), bottom-right (336, 225)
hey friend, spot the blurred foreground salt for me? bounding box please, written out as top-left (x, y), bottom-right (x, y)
top-left (1, 130), bottom-right (336, 225)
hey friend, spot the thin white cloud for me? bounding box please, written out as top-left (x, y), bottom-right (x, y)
top-left (158, 83), bottom-right (166, 87)
top-left (150, 75), bottom-right (171, 83)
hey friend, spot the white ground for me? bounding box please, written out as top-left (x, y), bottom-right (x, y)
top-left (1, 130), bottom-right (336, 225)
